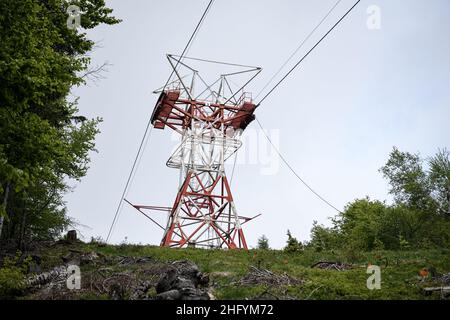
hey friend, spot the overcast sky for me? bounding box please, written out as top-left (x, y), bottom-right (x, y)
top-left (67, 0), bottom-right (450, 249)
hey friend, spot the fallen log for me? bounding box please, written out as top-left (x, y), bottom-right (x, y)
top-left (422, 286), bottom-right (450, 296)
top-left (27, 265), bottom-right (68, 287)
top-left (311, 261), bottom-right (351, 271)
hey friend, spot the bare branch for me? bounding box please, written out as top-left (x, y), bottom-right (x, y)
top-left (81, 61), bottom-right (112, 84)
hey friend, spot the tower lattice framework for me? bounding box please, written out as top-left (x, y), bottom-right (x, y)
top-left (128, 55), bottom-right (261, 249)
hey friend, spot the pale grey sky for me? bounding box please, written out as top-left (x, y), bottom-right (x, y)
top-left (67, 0), bottom-right (450, 249)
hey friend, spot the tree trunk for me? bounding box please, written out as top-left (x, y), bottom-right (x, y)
top-left (0, 182), bottom-right (11, 240)
top-left (19, 208), bottom-right (27, 250)
top-left (446, 187), bottom-right (450, 216)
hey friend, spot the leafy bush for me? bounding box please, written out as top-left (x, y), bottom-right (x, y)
top-left (308, 221), bottom-right (341, 252)
top-left (257, 235), bottom-right (269, 250)
top-left (0, 253), bottom-right (28, 299)
top-left (284, 230), bottom-right (303, 253)
top-left (308, 147), bottom-right (450, 252)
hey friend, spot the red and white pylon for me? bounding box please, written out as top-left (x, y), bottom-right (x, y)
top-left (128, 55), bottom-right (262, 249)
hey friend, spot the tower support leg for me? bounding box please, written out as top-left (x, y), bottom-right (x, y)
top-left (161, 170), bottom-right (248, 249)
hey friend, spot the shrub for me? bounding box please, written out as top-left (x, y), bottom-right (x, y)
top-left (257, 235), bottom-right (269, 250)
top-left (0, 253), bottom-right (28, 299)
top-left (308, 221), bottom-right (341, 251)
top-left (284, 230), bottom-right (303, 253)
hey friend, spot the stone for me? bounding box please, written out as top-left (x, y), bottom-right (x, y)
top-left (155, 260), bottom-right (210, 300)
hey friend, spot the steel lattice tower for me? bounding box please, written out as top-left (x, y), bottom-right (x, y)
top-left (128, 55), bottom-right (261, 249)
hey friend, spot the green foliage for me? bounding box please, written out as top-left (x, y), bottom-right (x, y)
top-left (428, 148), bottom-right (450, 216)
top-left (380, 147), bottom-right (434, 211)
top-left (0, 0), bottom-right (119, 244)
top-left (308, 220), bottom-right (341, 251)
top-left (0, 252), bottom-right (30, 299)
top-left (373, 238), bottom-right (384, 251)
top-left (380, 147), bottom-right (450, 248)
top-left (257, 234), bottom-right (269, 250)
top-left (284, 230), bottom-right (303, 253)
top-left (337, 198), bottom-right (388, 251)
top-left (398, 234), bottom-right (410, 250)
top-left (309, 147), bottom-right (450, 252)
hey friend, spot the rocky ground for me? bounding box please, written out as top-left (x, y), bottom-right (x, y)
top-left (24, 248), bottom-right (214, 300)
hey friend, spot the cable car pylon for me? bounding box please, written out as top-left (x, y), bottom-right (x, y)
top-left (127, 55), bottom-right (262, 249)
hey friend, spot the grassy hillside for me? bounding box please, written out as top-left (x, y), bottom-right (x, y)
top-left (2, 242), bottom-right (450, 300)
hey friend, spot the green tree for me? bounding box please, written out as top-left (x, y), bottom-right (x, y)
top-left (380, 147), bottom-right (450, 247)
top-left (308, 220), bottom-right (341, 251)
top-left (428, 148), bottom-right (450, 217)
top-left (307, 148), bottom-right (450, 251)
top-left (335, 197), bottom-right (388, 250)
top-left (0, 0), bottom-right (120, 244)
top-left (284, 230), bottom-right (303, 253)
top-left (257, 234), bottom-right (269, 250)
top-left (380, 147), bottom-right (436, 212)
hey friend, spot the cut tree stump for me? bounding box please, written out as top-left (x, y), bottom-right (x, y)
top-left (67, 230), bottom-right (77, 242)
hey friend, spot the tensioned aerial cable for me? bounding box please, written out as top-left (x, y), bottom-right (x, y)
top-left (234, 0), bottom-right (342, 190)
top-left (229, 150), bottom-right (239, 185)
top-left (106, 0), bottom-right (216, 243)
top-left (254, 0), bottom-right (343, 100)
top-left (107, 125), bottom-right (154, 240)
top-left (255, 117), bottom-right (343, 213)
top-left (256, 0), bottom-right (361, 107)
top-left (252, 0), bottom-right (362, 212)
top-left (163, 0), bottom-right (215, 88)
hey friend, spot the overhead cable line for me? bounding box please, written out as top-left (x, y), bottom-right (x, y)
top-left (107, 125), bottom-right (154, 240)
top-left (255, 117), bottom-right (343, 213)
top-left (106, 125), bottom-right (154, 243)
top-left (229, 150), bottom-right (239, 185)
top-left (252, 1), bottom-right (362, 213)
top-left (254, 0), bottom-right (343, 100)
top-left (163, 0), bottom-right (215, 88)
top-left (256, 0), bottom-right (361, 107)
top-left (106, 0), bottom-right (216, 243)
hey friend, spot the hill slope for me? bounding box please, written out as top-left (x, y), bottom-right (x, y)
top-left (2, 242), bottom-right (449, 300)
